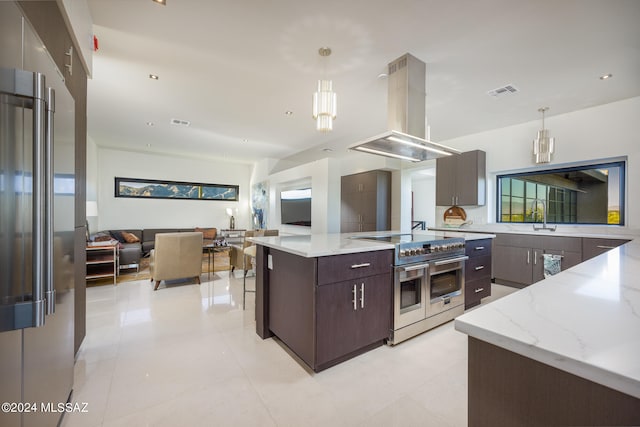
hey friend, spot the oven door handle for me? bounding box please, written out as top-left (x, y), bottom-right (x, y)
top-left (399, 262), bottom-right (430, 272)
top-left (433, 256), bottom-right (469, 266)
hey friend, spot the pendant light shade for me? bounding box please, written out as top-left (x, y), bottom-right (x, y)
top-left (312, 79), bottom-right (337, 132)
top-left (312, 47), bottom-right (336, 132)
top-left (533, 107), bottom-right (554, 164)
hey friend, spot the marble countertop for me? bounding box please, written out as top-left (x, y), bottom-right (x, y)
top-left (430, 224), bottom-right (639, 239)
top-left (455, 237), bottom-right (640, 399)
top-left (250, 230), bottom-right (495, 258)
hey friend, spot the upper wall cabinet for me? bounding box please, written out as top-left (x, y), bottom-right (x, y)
top-left (436, 150), bottom-right (486, 206)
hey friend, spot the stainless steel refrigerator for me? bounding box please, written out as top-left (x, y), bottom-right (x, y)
top-left (1, 2), bottom-right (75, 426)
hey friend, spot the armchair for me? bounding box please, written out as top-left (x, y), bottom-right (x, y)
top-left (150, 232), bottom-right (203, 290)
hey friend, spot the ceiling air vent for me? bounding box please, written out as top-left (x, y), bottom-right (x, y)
top-left (487, 84), bottom-right (519, 97)
top-left (170, 118), bottom-right (191, 127)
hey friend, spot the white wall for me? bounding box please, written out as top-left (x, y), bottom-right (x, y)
top-left (94, 148), bottom-right (252, 232)
top-left (411, 177), bottom-right (437, 228)
top-left (262, 158), bottom-right (340, 234)
top-left (427, 97), bottom-right (640, 229)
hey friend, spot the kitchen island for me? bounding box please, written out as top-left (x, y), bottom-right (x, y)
top-left (251, 231), bottom-right (494, 372)
top-left (455, 236), bottom-right (640, 426)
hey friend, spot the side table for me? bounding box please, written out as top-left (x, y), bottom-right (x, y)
top-left (86, 244), bottom-right (118, 285)
top-left (203, 244), bottom-right (231, 280)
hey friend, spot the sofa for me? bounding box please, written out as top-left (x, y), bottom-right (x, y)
top-left (92, 227), bottom-right (218, 271)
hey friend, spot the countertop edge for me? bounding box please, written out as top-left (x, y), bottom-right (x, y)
top-left (455, 317), bottom-right (640, 399)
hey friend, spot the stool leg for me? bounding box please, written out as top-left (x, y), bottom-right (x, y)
top-left (242, 253), bottom-right (246, 310)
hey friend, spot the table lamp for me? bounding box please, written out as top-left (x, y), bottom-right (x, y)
top-left (226, 208), bottom-right (235, 230)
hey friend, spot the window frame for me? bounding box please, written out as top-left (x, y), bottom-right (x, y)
top-left (496, 159), bottom-right (626, 226)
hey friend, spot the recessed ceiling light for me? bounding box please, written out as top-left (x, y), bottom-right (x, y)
top-left (146, 143), bottom-right (151, 148)
top-left (152, 0), bottom-right (166, 5)
top-left (146, 122), bottom-right (154, 126)
top-left (170, 118), bottom-right (190, 126)
top-left (599, 73), bottom-right (613, 80)
top-left (285, 111), bottom-right (293, 116)
top-left (242, 139), bottom-right (249, 143)
top-left (377, 73), bottom-right (388, 79)
top-left (322, 148), bottom-right (333, 152)
top-left (149, 74), bottom-right (159, 80)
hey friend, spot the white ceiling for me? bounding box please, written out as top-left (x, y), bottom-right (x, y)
top-left (86, 0), bottom-right (640, 166)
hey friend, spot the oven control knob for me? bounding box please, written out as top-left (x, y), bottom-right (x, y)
top-left (410, 249), bottom-right (416, 255)
top-left (416, 248), bottom-right (423, 255)
top-left (399, 250), bottom-right (406, 257)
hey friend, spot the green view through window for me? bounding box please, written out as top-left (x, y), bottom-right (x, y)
top-left (497, 160), bottom-right (625, 225)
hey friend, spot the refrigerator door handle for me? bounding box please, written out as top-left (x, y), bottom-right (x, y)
top-left (44, 87), bottom-right (55, 315)
top-left (32, 71), bottom-right (47, 326)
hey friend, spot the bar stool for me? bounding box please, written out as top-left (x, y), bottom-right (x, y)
top-left (242, 245), bottom-right (257, 310)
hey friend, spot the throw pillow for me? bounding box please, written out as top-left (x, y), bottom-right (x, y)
top-left (121, 231), bottom-right (140, 243)
top-left (110, 231), bottom-right (126, 243)
top-left (195, 227), bottom-right (217, 240)
top-left (93, 232), bottom-right (112, 242)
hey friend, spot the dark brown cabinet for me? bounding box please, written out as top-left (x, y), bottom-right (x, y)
top-left (436, 150), bottom-right (486, 206)
top-left (341, 170), bottom-right (391, 233)
top-left (464, 239), bottom-right (492, 309)
top-left (493, 233), bottom-right (582, 288)
top-left (582, 238), bottom-right (630, 261)
top-left (263, 248), bottom-right (393, 372)
top-left (316, 273), bottom-right (391, 367)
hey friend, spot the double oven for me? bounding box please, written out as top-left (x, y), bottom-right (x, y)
top-left (360, 234), bottom-right (468, 345)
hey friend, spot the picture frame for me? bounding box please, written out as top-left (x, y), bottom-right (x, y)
top-left (114, 177), bottom-right (239, 201)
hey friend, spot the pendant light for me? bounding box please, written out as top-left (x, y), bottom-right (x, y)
top-left (312, 47), bottom-right (337, 132)
top-left (533, 107), bottom-right (555, 164)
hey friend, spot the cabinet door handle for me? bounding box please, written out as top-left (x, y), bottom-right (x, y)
top-left (475, 287), bottom-right (484, 293)
top-left (451, 196), bottom-right (455, 205)
top-left (527, 250), bottom-right (530, 264)
top-left (351, 263), bottom-right (371, 269)
top-left (596, 245), bottom-right (616, 249)
top-left (352, 285), bottom-right (357, 310)
top-left (360, 283), bottom-right (365, 308)
top-left (534, 251), bottom-right (537, 265)
top-left (474, 246), bottom-right (485, 251)
top-left (474, 265), bottom-right (485, 271)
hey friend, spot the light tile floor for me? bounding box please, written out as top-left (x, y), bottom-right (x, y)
top-left (62, 273), bottom-right (516, 427)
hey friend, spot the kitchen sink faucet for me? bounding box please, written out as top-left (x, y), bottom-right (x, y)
top-left (531, 198), bottom-right (557, 231)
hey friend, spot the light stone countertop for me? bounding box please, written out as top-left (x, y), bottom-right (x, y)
top-left (249, 230), bottom-right (495, 258)
top-left (430, 224), bottom-right (639, 240)
top-left (455, 237), bottom-right (640, 399)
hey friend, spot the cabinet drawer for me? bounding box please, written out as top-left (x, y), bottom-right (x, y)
top-left (465, 239), bottom-right (492, 257)
top-left (466, 255), bottom-right (491, 282)
top-left (582, 238), bottom-right (630, 261)
top-left (317, 250), bottom-right (393, 285)
top-left (465, 278), bottom-right (491, 308)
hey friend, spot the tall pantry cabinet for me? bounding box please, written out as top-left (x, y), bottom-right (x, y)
top-left (341, 170), bottom-right (391, 233)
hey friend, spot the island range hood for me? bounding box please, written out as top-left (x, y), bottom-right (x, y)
top-left (350, 53), bottom-right (460, 162)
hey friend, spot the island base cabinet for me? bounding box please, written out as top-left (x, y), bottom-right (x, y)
top-left (316, 273), bottom-right (391, 370)
top-left (468, 338), bottom-right (640, 426)
top-left (258, 247), bottom-right (393, 372)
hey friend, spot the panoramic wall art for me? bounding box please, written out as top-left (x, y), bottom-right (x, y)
top-left (115, 177), bottom-right (239, 201)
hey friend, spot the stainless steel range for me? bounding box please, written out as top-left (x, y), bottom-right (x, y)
top-left (360, 234), bottom-right (468, 345)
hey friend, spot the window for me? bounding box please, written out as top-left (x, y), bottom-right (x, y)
top-left (497, 160), bottom-right (625, 225)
